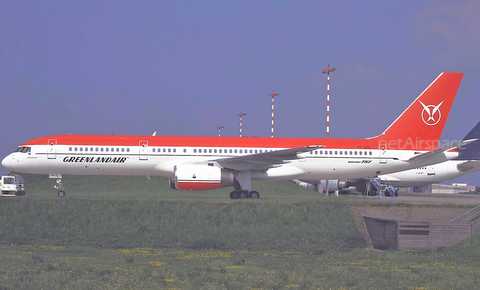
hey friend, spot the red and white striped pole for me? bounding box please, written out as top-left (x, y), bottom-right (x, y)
top-left (269, 90), bottom-right (279, 137)
top-left (217, 126), bottom-right (223, 137)
top-left (238, 112), bottom-right (246, 137)
top-left (327, 75), bottom-right (330, 138)
top-left (322, 65), bottom-right (337, 138)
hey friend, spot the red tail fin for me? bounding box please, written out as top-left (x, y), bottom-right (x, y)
top-left (373, 72), bottom-right (463, 150)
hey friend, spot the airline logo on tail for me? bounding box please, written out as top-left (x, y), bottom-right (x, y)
top-left (419, 100), bottom-right (444, 126)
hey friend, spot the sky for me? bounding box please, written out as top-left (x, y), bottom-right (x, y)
top-left (1, 0), bottom-right (480, 185)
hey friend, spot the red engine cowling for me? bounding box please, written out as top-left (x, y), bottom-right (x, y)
top-left (170, 164), bottom-right (234, 191)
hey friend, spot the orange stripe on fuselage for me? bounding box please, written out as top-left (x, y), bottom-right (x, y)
top-left (22, 134), bottom-right (444, 151)
top-left (24, 135), bottom-right (383, 149)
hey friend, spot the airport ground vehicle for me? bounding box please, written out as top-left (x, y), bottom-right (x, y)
top-left (0, 175), bottom-right (26, 196)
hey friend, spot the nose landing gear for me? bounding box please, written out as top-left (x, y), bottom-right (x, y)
top-left (54, 178), bottom-right (66, 197)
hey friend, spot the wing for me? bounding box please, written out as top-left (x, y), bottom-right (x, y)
top-left (211, 145), bottom-right (324, 171)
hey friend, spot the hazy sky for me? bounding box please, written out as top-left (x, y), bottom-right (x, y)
top-left (1, 0), bottom-right (479, 185)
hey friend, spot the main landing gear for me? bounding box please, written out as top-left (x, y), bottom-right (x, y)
top-left (54, 178), bottom-right (66, 197)
top-left (229, 190), bottom-right (260, 199)
top-left (230, 171), bottom-right (259, 199)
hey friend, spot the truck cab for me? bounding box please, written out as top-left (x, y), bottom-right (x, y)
top-left (0, 175), bottom-right (26, 196)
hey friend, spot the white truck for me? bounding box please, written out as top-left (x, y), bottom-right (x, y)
top-left (0, 175), bottom-right (26, 196)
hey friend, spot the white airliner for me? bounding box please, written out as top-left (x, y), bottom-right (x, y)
top-left (305, 122), bottom-right (480, 195)
top-left (1, 72), bottom-right (474, 198)
top-left (377, 122), bottom-right (480, 187)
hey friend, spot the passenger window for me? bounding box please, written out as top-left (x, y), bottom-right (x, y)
top-left (106, 148), bottom-right (109, 152)
top-left (214, 149), bottom-right (217, 153)
top-left (359, 152), bottom-right (362, 155)
top-left (183, 149), bottom-right (186, 153)
top-left (369, 152), bottom-right (372, 156)
top-left (173, 149), bottom-right (176, 153)
top-left (339, 151), bottom-right (342, 155)
top-left (234, 149), bottom-right (238, 153)
top-left (80, 148), bottom-right (83, 152)
top-left (168, 148), bottom-right (171, 153)
top-left (69, 147), bottom-right (72, 151)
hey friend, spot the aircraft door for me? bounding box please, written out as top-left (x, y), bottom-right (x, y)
top-left (379, 144), bottom-right (387, 164)
top-left (298, 152), bottom-right (307, 162)
top-left (139, 140), bottom-right (148, 160)
top-left (427, 166), bottom-right (435, 176)
top-left (47, 139), bottom-right (57, 159)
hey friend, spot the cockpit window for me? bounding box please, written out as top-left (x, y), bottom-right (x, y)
top-left (14, 147), bottom-right (31, 153)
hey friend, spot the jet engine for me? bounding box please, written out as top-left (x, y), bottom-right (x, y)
top-left (319, 180), bottom-right (349, 192)
top-left (169, 164), bottom-right (234, 191)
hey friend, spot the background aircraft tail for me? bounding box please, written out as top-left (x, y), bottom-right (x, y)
top-left (456, 122), bottom-right (480, 161)
top-left (373, 72), bottom-right (463, 150)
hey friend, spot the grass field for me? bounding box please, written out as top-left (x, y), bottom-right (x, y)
top-left (1, 239), bottom-right (479, 289)
top-left (1, 174), bottom-right (479, 289)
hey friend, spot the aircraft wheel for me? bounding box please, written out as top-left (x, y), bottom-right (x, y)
top-left (230, 191), bottom-right (238, 199)
top-left (57, 190), bottom-right (66, 197)
top-left (249, 191), bottom-right (259, 199)
top-left (239, 191), bottom-right (248, 199)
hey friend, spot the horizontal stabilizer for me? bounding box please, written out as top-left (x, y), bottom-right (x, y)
top-left (457, 160), bottom-right (480, 172)
top-left (409, 138), bottom-right (478, 164)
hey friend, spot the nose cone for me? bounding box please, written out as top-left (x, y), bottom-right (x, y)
top-left (2, 154), bottom-right (14, 171)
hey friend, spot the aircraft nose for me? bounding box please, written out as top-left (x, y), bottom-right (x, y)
top-left (2, 154), bottom-right (14, 170)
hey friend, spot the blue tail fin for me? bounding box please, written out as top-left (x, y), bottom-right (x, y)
top-left (457, 122), bottom-right (480, 160)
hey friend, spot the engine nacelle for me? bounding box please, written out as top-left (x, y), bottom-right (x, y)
top-left (319, 180), bottom-right (349, 193)
top-left (171, 164), bottom-right (234, 191)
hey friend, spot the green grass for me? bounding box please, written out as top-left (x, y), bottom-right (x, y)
top-left (20, 173), bottom-right (330, 200)
top-left (0, 197), bottom-right (365, 251)
top-left (0, 240), bottom-right (479, 290)
top-left (1, 174), bottom-right (479, 289)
